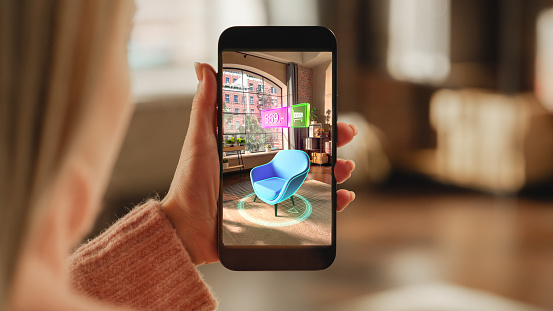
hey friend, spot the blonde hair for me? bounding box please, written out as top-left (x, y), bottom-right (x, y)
top-left (0, 0), bottom-right (132, 308)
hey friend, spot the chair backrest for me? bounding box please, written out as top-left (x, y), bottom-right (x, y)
top-left (271, 150), bottom-right (310, 180)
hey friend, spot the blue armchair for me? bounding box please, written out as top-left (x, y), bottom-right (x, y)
top-left (250, 150), bottom-right (310, 216)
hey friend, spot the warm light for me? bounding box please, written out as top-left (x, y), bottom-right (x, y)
top-left (430, 89), bottom-right (528, 192)
top-left (536, 8), bottom-right (553, 111)
top-left (387, 0), bottom-right (450, 84)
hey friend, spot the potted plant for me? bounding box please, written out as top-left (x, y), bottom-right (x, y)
top-left (222, 158), bottom-right (229, 169)
top-left (265, 144), bottom-right (272, 153)
top-left (225, 136), bottom-right (235, 147)
top-left (237, 137), bottom-right (245, 146)
top-left (310, 107), bottom-right (319, 124)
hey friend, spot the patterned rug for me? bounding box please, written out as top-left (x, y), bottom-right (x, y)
top-left (223, 179), bottom-right (332, 245)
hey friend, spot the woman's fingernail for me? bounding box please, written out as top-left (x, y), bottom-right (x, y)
top-left (348, 160), bottom-right (356, 171)
top-left (350, 124), bottom-right (358, 136)
top-left (350, 191), bottom-right (356, 201)
top-left (194, 62), bottom-right (203, 82)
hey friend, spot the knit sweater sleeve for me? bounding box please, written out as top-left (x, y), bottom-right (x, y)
top-left (67, 200), bottom-right (217, 311)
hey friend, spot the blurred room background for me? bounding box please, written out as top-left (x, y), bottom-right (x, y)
top-left (91, 0), bottom-right (553, 310)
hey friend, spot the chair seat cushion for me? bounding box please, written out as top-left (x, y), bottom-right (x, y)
top-left (253, 177), bottom-right (288, 201)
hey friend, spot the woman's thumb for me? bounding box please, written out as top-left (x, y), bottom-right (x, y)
top-left (186, 62), bottom-right (217, 142)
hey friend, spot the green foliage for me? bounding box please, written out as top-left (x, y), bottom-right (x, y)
top-left (244, 115), bottom-right (266, 152)
top-left (224, 114), bottom-right (233, 131)
top-left (310, 107), bottom-right (319, 121)
top-left (222, 158), bottom-right (229, 163)
top-left (225, 136), bottom-right (235, 145)
top-left (265, 144), bottom-right (271, 148)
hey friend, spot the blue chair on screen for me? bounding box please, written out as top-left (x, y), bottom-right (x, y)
top-left (250, 150), bottom-right (310, 217)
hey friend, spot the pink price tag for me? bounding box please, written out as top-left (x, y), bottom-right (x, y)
top-left (261, 107), bottom-right (289, 128)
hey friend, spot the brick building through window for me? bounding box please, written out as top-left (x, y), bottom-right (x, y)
top-left (222, 68), bottom-right (283, 152)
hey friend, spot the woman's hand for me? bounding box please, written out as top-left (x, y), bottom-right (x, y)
top-left (161, 63), bottom-right (357, 265)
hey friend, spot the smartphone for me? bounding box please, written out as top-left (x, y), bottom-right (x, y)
top-left (217, 26), bottom-right (337, 270)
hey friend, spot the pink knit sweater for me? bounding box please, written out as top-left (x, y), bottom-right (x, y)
top-left (68, 200), bottom-right (217, 311)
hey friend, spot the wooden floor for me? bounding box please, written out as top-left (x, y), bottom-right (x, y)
top-left (305, 165), bottom-right (332, 184)
top-left (95, 166), bottom-right (553, 310)
top-left (200, 174), bottom-right (553, 311)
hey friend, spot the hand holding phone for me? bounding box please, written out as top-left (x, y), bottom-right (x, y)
top-left (160, 28), bottom-right (356, 268)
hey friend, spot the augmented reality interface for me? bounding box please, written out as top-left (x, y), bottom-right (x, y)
top-left (222, 51), bottom-right (333, 245)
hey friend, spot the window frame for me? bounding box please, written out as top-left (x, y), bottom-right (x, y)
top-left (222, 67), bottom-right (284, 153)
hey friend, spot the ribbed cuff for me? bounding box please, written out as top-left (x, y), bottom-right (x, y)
top-left (68, 200), bottom-right (217, 311)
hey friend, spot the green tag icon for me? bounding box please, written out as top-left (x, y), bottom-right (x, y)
top-left (290, 103), bottom-right (310, 128)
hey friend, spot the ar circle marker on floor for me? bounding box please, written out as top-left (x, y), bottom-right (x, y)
top-left (237, 193), bottom-right (312, 227)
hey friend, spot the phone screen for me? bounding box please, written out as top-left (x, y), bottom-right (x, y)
top-left (221, 51), bottom-right (334, 247)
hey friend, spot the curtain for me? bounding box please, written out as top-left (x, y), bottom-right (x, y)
top-left (287, 62), bottom-right (298, 149)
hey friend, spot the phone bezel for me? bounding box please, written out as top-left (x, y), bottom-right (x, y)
top-left (217, 26), bottom-right (337, 270)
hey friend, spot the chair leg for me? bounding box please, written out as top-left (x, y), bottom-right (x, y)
top-left (275, 203), bottom-right (278, 217)
top-left (253, 195), bottom-right (257, 202)
top-left (290, 196), bottom-right (295, 206)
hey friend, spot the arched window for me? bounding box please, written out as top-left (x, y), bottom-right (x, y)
top-left (222, 68), bottom-right (283, 153)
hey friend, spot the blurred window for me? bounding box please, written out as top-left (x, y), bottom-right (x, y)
top-left (387, 0), bottom-right (450, 84)
top-left (225, 94), bottom-right (229, 102)
top-left (128, 0), bottom-right (318, 101)
top-left (536, 7), bottom-right (553, 111)
top-left (234, 95), bottom-right (238, 103)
